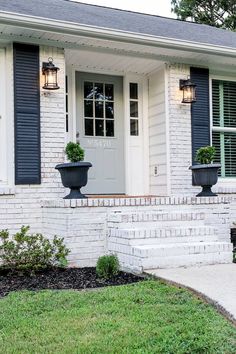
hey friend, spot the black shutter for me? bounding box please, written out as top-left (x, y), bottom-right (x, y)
top-left (14, 43), bottom-right (41, 184)
top-left (190, 67), bottom-right (210, 165)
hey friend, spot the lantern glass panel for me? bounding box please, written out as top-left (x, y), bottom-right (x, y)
top-left (45, 70), bottom-right (58, 89)
top-left (182, 84), bottom-right (196, 103)
top-left (42, 59), bottom-right (60, 90)
top-left (48, 71), bottom-right (56, 86)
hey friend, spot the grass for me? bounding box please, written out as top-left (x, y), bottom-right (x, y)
top-left (0, 280), bottom-right (236, 353)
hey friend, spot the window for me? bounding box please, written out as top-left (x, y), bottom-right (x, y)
top-left (212, 79), bottom-right (236, 177)
top-left (129, 83), bottom-right (139, 136)
top-left (83, 81), bottom-right (114, 137)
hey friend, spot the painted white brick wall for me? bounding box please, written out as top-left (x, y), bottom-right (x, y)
top-left (42, 206), bottom-right (107, 267)
top-left (167, 63), bottom-right (198, 195)
top-left (0, 46), bottom-right (66, 233)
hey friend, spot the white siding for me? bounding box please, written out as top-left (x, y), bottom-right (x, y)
top-left (148, 68), bottom-right (167, 195)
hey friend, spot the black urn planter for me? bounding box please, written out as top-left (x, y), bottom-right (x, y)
top-left (231, 228), bottom-right (236, 248)
top-left (55, 162), bottom-right (92, 199)
top-left (189, 164), bottom-right (221, 197)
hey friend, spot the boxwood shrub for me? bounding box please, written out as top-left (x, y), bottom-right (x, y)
top-left (0, 226), bottom-right (70, 273)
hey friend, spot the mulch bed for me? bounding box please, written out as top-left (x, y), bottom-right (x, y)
top-left (0, 267), bottom-right (144, 298)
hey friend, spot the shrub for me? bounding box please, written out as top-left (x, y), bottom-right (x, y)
top-left (195, 146), bottom-right (216, 164)
top-left (96, 254), bottom-right (120, 279)
top-left (0, 226), bottom-right (70, 273)
top-left (65, 142), bottom-right (84, 162)
top-left (233, 248), bottom-right (236, 263)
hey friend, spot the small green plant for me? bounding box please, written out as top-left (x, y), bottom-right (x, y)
top-left (195, 146), bottom-right (216, 164)
top-left (0, 226), bottom-right (70, 273)
top-left (65, 142), bottom-right (84, 162)
top-left (96, 254), bottom-right (120, 279)
top-left (233, 248), bottom-right (236, 263)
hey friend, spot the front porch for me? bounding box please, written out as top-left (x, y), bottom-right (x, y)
top-left (64, 42), bottom-right (236, 197)
top-left (65, 46), bottom-right (166, 196)
top-left (42, 195), bottom-right (234, 272)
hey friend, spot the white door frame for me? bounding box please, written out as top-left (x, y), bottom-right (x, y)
top-left (124, 73), bottom-right (149, 195)
top-left (66, 66), bottom-right (149, 196)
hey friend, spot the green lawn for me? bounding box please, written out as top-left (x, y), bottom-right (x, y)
top-left (0, 280), bottom-right (236, 354)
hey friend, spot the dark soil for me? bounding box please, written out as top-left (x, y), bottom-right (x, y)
top-left (0, 268), bottom-right (144, 298)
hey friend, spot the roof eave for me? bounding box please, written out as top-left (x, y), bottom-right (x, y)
top-left (0, 10), bottom-right (235, 57)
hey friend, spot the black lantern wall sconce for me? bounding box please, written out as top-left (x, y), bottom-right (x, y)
top-left (179, 77), bottom-right (196, 103)
top-left (42, 57), bottom-right (60, 90)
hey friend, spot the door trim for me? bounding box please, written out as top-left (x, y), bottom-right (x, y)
top-left (67, 67), bottom-right (149, 196)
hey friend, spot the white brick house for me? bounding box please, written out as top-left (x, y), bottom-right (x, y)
top-left (0, 1), bottom-right (236, 272)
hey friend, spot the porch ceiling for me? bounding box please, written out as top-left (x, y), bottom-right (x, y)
top-left (1, 23), bottom-right (236, 73)
top-left (65, 48), bottom-right (164, 75)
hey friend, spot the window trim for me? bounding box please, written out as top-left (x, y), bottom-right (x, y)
top-left (210, 75), bottom-right (236, 179)
top-left (0, 45), bottom-right (14, 191)
top-left (0, 48), bottom-right (7, 185)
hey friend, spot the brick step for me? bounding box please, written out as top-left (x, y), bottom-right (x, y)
top-left (132, 235), bottom-right (219, 246)
top-left (109, 220), bottom-right (207, 229)
top-left (108, 211), bottom-right (205, 224)
top-left (143, 251), bottom-right (233, 270)
top-left (108, 241), bottom-right (232, 258)
top-left (109, 226), bottom-right (216, 240)
top-left (133, 242), bottom-right (232, 258)
top-left (110, 235), bottom-right (219, 247)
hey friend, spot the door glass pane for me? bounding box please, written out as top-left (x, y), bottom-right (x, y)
top-left (94, 83), bottom-right (104, 100)
top-left (106, 120), bottom-right (114, 137)
top-left (85, 119), bottom-right (94, 136)
top-left (84, 82), bottom-right (94, 99)
top-left (130, 101), bottom-right (138, 117)
top-left (130, 119), bottom-right (139, 136)
top-left (95, 101), bottom-right (104, 118)
top-left (84, 100), bottom-right (93, 117)
top-left (105, 102), bottom-right (114, 119)
top-left (130, 83), bottom-right (138, 99)
top-left (105, 84), bottom-right (114, 100)
top-left (95, 119), bottom-right (104, 136)
top-left (83, 80), bottom-right (116, 137)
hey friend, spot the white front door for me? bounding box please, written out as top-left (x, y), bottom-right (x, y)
top-left (76, 72), bottom-right (125, 194)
